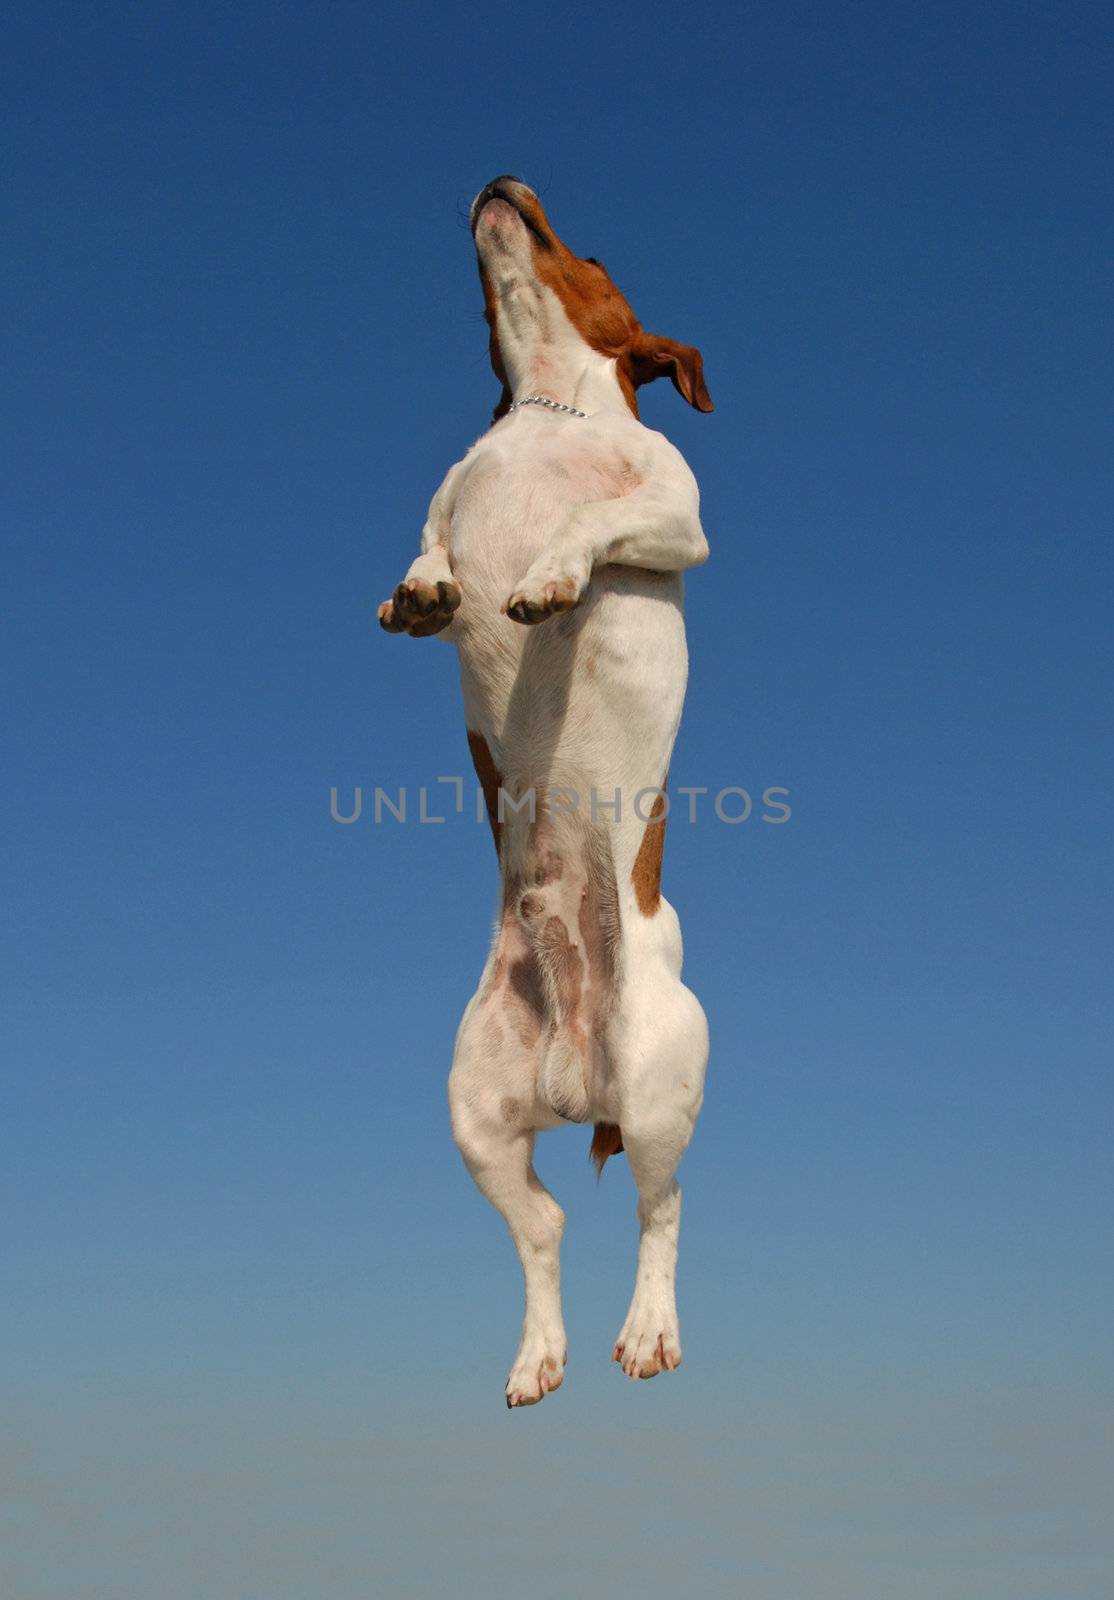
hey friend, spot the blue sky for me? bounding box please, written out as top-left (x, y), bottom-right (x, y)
top-left (3, 1), bottom-right (1112, 1595)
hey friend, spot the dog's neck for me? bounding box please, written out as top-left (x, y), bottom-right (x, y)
top-left (493, 283), bottom-right (632, 418)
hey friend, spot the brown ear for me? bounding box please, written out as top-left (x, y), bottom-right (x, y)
top-left (628, 332), bottom-right (714, 412)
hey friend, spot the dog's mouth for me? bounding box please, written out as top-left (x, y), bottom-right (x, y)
top-left (472, 178), bottom-right (552, 251)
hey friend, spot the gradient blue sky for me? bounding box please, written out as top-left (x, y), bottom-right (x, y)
top-left (3, 2), bottom-right (1112, 1595)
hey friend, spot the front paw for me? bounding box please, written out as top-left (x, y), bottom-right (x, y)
top-left (503, 571), bottom-right (586, 626)
top-left (378, 577), bottom-right (461, 637)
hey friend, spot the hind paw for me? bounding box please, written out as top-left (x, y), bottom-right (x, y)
top-left (505, 1333), bottom-right (567, 1408)
top-left (612, 1305), bottom-right (681, 1380)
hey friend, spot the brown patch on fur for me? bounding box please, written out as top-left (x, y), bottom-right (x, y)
top-left (541, 915), bottom-right (586, 1021)
top-left (500, 947), bottom-right (543, 1048)
top-left (486, 820), bottom-right (621, 1122)
top-left (631, 791), bottom-right (668, 915)
top-left (537, 915), bottom-right (589, 1071)
top-left (577, 876), bottom-right (618, 1073)
top-left (590, 1121), bottom-right (624, 1176)
top-left (508, 956), bottom-right (545, 1022)
top-left (500, 1096), bottom-right (521, 1125)
top-left (467, 730), bottom-right (502, 854)
top-left (512, 1012), bottom-right (542, 1050)
top-left (473, 181), bottom-right (713, 421)
top-left (478, 876), bottom-right (547, 1050)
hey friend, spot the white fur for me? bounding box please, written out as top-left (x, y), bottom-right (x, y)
top-left (386, 181), bottom-right (709, 1405)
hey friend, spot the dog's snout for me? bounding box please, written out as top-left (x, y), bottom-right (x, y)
top-left (471, 175), bottom-right (536, 227)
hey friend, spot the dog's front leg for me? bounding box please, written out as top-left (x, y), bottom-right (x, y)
top-left (379, 458), bottom-right (467, 636)
top-left (378, 545), bottom-right (461, 636)
top-left (504, 439), bottom-right (708, 624)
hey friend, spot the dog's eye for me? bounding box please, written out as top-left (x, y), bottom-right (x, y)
top-left (584, 256), bottom-right (603, 268)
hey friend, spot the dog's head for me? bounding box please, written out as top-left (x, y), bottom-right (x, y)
top-left (470, 176), bottom-right (713, 423)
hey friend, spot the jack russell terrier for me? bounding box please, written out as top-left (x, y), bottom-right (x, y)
top-left (379, 176), bottom-right (713, 1407)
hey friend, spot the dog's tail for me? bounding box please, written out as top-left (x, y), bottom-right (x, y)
top-left (589, 1121), bottom-right (624, 1176)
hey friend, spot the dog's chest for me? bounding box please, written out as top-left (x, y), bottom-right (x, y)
top-left (447, 422), bottom-right (635, 581)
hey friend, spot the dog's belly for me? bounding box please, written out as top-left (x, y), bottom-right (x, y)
top-left (448, 461), bottom-right (688, 805)
top-left (446, 443), bottom-right (691, 1126)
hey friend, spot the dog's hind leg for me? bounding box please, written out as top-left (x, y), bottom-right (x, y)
top-left (608, 900), bottom-right (708, 1380)
top-left (448, 926), bottom-right (567, 1408)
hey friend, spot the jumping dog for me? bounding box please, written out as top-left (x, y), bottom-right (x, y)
top-left (379, 176), bottom-right (713, 1406)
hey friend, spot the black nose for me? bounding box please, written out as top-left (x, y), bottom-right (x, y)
top-left (475, 175), bottom-right (519, 210)
top-left (476, 174), bottom-right (534, 209)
